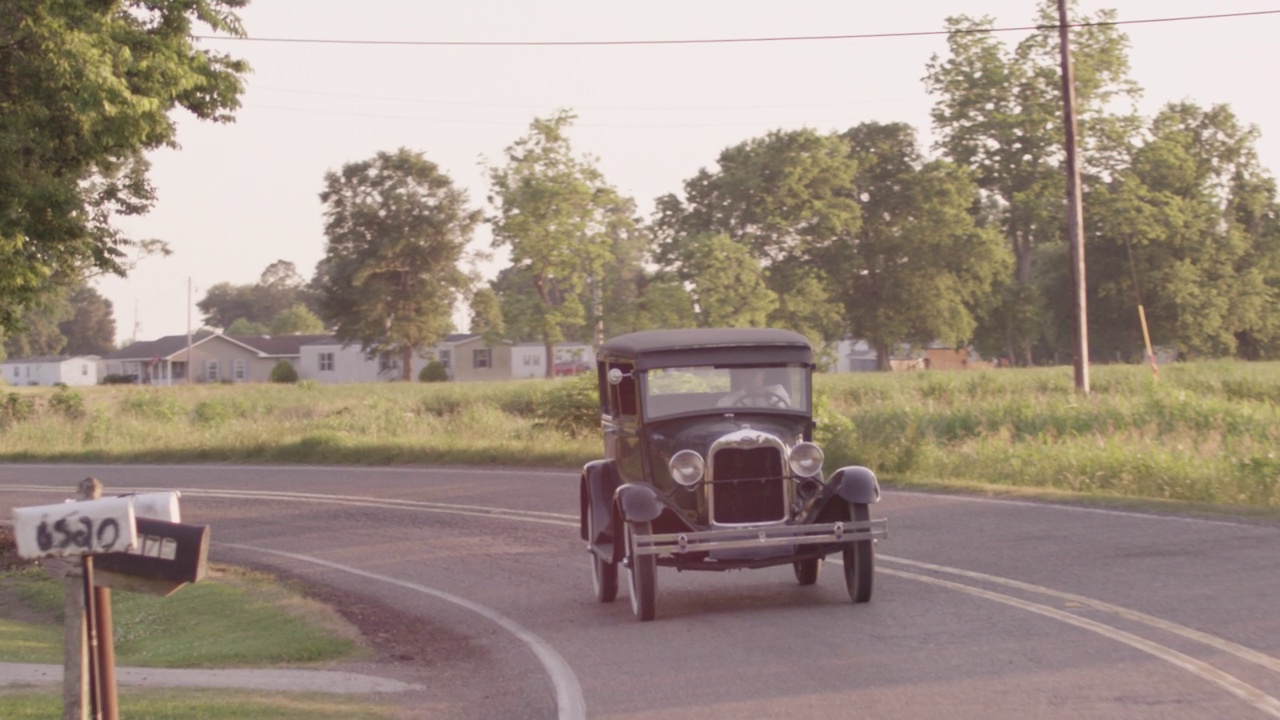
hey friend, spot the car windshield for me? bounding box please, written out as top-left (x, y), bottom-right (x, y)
top-left (642, 364), bottom-right (810, 419)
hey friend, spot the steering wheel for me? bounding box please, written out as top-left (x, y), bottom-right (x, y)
top-left (732, 389), bottom-right (789, 408)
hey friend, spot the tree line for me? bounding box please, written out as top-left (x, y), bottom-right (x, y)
top-left (4, 1), bottom-right (1278, 373)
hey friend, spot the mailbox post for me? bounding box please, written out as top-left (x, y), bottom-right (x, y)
top-left (11, 480), bottom-right (209, 720)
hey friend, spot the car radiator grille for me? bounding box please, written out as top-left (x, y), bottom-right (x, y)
top-left (711, 446), bottom-right (786, 524)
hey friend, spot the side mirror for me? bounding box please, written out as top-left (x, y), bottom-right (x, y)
top-left (607, 368), bottom-right (631, 386)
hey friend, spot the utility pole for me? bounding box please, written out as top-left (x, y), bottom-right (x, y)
top-left (1058, 0), bottom-right (1090, 394)
top-left (186, 277), bottom-right (193, 384)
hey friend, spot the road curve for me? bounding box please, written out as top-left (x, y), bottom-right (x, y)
top-left (3, 463), bottom-right (1279, 720)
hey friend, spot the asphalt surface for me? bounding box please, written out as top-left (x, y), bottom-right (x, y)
top-left (3, 463), bottom-right (1279, 720)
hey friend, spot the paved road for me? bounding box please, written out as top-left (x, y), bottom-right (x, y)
top-left (3, 463), bottom-right (1279, 719)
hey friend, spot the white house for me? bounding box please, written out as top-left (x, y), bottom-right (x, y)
top-left (297, 334), bottom-right (481, 383)
top-left (2, 356), bottom-right (100, 387)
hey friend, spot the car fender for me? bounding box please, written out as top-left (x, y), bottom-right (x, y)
top-left (614, 483), bottom-right (664, 524)
top-left (581, 460), bottom-right (622, 547)
top-left (828, 466), bottom-right (881, 504)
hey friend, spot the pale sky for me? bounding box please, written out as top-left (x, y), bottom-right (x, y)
top-left (96, 0), bottom-right (1280, 346)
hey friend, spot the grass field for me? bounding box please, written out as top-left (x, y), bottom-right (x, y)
top-left (1, 360), bottom-right (1277, 512)
top-left (0, 549), bottom-right (392, 718)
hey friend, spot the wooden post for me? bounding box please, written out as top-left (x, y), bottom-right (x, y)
top-left (1058, 0), bottom-right (1091, 395)
top-left (62, 562), bottom-right (89, 720)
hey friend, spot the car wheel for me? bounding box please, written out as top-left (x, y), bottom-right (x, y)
top-left (793, 558), bottom-right (821, 585)
top-left (843, 503), bottom-right (875, 603)
top-left (588, 506), bottom-right (617, 603)
top-left (625, 521), bottom-right (657, 621)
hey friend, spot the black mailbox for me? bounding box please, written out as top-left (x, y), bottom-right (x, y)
top-left (95, 518), bottom-right (209, 584)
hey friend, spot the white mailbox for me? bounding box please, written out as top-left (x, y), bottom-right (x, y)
top-left (126, 492), bottom-right (182, 523)
top-left (12, 497), bottom-right (138, 559)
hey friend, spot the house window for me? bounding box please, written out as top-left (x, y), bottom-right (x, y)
top-left (439, 350), bottom-right (450, 369)
top-left (233, 359), bottom-right (247, 381)
top-left (523, 354), bottom-right (541, 367)
top-left (378, 352), bottom-right (397, 372)
top-left (319, 352), bottom-right (334, 371)
top-left (11, 367), bottom-right (17, 379)
top-left (82, 364), bottom-right (89, 376)
top-left (473, 348), bottom-right (491, 369)
top-left (205, 360), bottom-right (219, 382)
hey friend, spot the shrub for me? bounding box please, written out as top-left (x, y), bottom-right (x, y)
top-left (269, 360), bottom-right (299, 383)
top-left (101, 373), bottom-right (138, 385)
top-left (535, 374), bottom-right (599, 438)
top-left (48, 387), bottom-right (86, 420)
top-left (419, 361), bottom-right (449, 382)
top-left (0, 392), bottom-right (37, 428)
top-left (120, 391), bottom-right (185, 421)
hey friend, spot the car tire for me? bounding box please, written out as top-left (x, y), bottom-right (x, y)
top-left (843, 503), bottom-right (874, 603)
top-left (793, 558), bottom-right (821, 585)
top-left (588, 505), bottom-right (617, 603)
top-left (625, 521), bottom-right (657, 621)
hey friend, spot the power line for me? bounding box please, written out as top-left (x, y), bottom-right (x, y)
top-left (253, 85), bottom-right (918, 112)
top-left (196, 10), bottom-right (1280, 47)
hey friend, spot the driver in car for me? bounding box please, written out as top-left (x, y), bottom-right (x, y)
top-left (717, 368), bottom-right (791, 408)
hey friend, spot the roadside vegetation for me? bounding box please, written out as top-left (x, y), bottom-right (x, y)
top-left (1, 361), bottom-right (1278, 511)
top-left (0, 526), bottom-right (390, 717)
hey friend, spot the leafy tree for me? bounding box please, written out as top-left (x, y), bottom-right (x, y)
top-left (3, 280), bottom-right (116, 357)
top-left (468, 287), bottom-right (507, 346)
top-left (0, 0), bottom-right (249, 334)
top-left (923, 0), bottom-right (1140, 364)
top-left (1084, 102), bottom-right (1280, 360)
top-left (487, 110), bottom-right (635, 375)
top-left (653, 128), bottom-right (861, 344)
top-left (664, 233), bottom-right (778, 328)
top-left (835, 122), bottom-right (1009, 368)
top-left (226, 318), bottom-right (270, 336)
top-left (315, 148), bottom-right (480, 381)
top-left (198, 260), bottom-right (310, 329)
top-left (60, 285), bottom-right (116, 356)
top-left (269, 304), bottom-right (325, 336)
top-left (3, 292), bottom-right (70, 358)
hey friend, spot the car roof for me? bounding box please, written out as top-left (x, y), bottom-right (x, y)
top-left (599, 328), bottom-right (812, 370)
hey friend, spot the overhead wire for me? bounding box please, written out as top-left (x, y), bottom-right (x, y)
top-left (195, 10), bottom-right (1280, 47)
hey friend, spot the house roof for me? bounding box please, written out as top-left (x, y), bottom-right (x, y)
top-left (227, 334), bottom-right (337, 356)
top-left (101, 332), bottom-right (218, 361)
top-left (2, 355), bottom-right (73, 364)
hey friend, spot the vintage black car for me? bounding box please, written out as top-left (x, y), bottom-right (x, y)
top-left (579, 328), bottom-right (888, 621)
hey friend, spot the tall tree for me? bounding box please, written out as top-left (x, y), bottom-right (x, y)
top-left (487, 110), bottom-right (636, 376)
top-left (834, 123), bottom-right (1009, 368)
top-left (315, 148), bottom-right (479, 380)
top-left (653, 128), bottom-right (861, 344)
top-left (0, 0), bottom-right (249, 334)
top-left (2, 280), bottom-right (116, 357)
top-left (923, 0), bottom-right (1140, 364)
top-left (663, 233), bottom-right (778, 328)
top-left (269, 304), bottom-right (325, 336)
top-left (1084, 103), bottom-right (1280, 359)
top-left (468, 287), bottom-right (507, 346)
top-left (60, 284), bottom-right (116, 356)
top-left (198, 260), bottom-right (311, 329)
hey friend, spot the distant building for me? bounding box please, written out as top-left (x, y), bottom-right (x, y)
top-left (1, 356), bottom-right (100, 387)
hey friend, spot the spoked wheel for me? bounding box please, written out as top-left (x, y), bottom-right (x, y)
top-left (588, 507), bottom-right (617, 603)
top-left (625, 521), bottom-right (657, 621)
top-left (843, 503), bottom-right (875, 603)
top-left (793, 558), bottom-right (821, 585)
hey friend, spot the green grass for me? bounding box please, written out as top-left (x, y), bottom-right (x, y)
top-left (2, 362), bottom-right (1279, 511)
top-left (0, 563), bottom-right (380, 717)
top-left (0, 564), bottom-right (363, 667)
top-left (0, 689), bottom-right (398, 719)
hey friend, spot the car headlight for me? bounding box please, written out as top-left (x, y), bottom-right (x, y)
top-left (789, 442), bottom-right (824, 478)
top-left (669, 450), bottom-right (705, 487)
